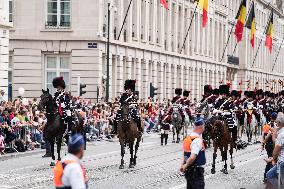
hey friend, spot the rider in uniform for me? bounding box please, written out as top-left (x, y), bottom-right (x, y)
top-left (52, 77), bottom-right (73, 130)
top-left (167, 88), bottom-right (185, 125)
top-left (182, 90), bottom-right (192, 122)
top-left (201, 85), bottom-right (213, 103)
top-left (113, 80), bottom-right (143, 134)
top-left (180, 117), bottom-right (206, 189)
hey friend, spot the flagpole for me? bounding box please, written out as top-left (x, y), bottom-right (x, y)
top-left (179, 3), bottom-right (198, 54)
top-left (220, 23), bottom-right (235, 62)
top-left (117, 0), bottom-right (134, 40)
top-left (271, 37), bottom-right (284, 71)
top-left (251, 11), bottom-right (272, 68)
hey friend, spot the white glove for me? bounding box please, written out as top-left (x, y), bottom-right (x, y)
top-left (61, 103), bottom-right (66, 108)
top-left (212, 109), bottom-right (219, 115)
top-left (66, 110), bottom-right (71, 116)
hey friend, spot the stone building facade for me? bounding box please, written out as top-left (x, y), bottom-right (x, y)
top-left (0, 0), bottom-right (11, 100)
top-left (8, 0), bottom-right (284, 101)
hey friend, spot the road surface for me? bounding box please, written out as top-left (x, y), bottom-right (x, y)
top-left (0, 133), bottom-right (267, 189)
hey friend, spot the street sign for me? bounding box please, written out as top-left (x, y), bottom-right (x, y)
top-left (88, 42), bottom-right (97, 48)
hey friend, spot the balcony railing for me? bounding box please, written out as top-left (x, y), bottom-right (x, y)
top-left (45, 21), bottom-right (71, 29)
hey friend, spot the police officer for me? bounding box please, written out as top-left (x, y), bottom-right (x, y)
top-left (180, 117), bottom-right (206, 189)
top-left (53, 134), bottom-right (88, 189)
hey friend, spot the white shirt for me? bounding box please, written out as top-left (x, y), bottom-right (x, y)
top-left (276, 127), bottom-right (284, 162)
top-left (190, 132), bottom-right (203, 155)
top-left (61, 153), bottom-right (86, 189)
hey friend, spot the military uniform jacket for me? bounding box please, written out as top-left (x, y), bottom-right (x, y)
top-left (54, 90), bottom-right (72, 119)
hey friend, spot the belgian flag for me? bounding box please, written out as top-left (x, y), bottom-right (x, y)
top-left (265, 11), bottom-right (273, 53)
top-left (234, 0), bottom-right (247, 42)
top-left (245, 1), bottom-right (256, 48)
top-left (160, 0), bottom-right (168, 9)
top-left (195, 0), bottom-right (209, 27)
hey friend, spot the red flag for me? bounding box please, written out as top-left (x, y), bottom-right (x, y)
top-left (160, 0), bottom-right (168, 9)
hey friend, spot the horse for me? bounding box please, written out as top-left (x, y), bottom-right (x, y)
top-left (244, 106), bottom-right (258, 143)
top-left (38, 89), bottom-right (84, 166)
top-left (171, 104), bottom-right (183, 143)
top-left (210, 120), bottom-right (235, 174)
top-left (196, 101), bottom-right (212, 148)
top-left (117, 103), bottom-right (143, 169)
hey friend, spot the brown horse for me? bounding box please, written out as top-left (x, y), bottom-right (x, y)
top-left (117, 104), bottom-right (143, 169)
top-left (210, 120), bottom-right (235, 174)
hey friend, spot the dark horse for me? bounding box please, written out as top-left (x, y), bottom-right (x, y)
top-left (38, 89), bottom-right (84, 165)
top-left (210, 120), bottom-right (235, 174)
top-left (117, 103), bottom-right (143, 169)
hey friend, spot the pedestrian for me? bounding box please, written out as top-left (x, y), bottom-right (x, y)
top-left (266, 112), bottom-right (284, 189)
top-left (53, 134), bottom-right (88, 189)
top-left (0, 131), bottom-right (5, 155)
top-left (262, 112), bottom-right (277, 182)
top-left (180, 117), bottom-right (206, 189)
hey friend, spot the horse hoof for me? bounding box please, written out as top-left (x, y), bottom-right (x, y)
top-left (230, 165), bottom-right (235, 169)
top-left (221, 169), bottom-right (228, 174)
top-left (129, 164), bottom-right (135, 168)
top-left (119, 165), bottom-right (124, 169)
top-left (52, 156), bottom-right (56, 161)
top-left (172, 141), bottom-right (175, 143)
top-left (211, 169), bottom-right (216, 174)
top-left (176, 141), bottom-right (180, 143)
top-left (50, 162), bottom-right (55, 167)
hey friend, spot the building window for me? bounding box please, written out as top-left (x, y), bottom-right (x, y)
top-left (9, 0), bottom-right (12, 22)
top-left (45, 55), bottom-right (70, 94)
top-left (46, 0), bottom-right (71, 28)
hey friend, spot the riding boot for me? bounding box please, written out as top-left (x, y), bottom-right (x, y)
top-left (137, 121), bottom-right (143, 133)
top-left (161, 134), bottom-right (164, 145)
top-left (111, 121), bottom-right (118, 135)
top-left (165, 134), bottom-right (168, 145)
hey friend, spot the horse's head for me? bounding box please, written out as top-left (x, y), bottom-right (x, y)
top-left (121, 103), bottom-right (130, 118)
top-left (38, 89), bottom-right (52, 111)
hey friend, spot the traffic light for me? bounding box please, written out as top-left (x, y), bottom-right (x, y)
top-left (80, 83), bottom-right (86, 96)
top-left (150, 83), bottom-right (158, 98)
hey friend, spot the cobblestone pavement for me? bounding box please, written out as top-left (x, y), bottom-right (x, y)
top-left (0, 133), bottom-right (267, 189)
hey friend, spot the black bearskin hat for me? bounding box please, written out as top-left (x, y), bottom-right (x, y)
top-left (248, 91), bottom-right (256, 99)
top-left (244, 91), bottom-right (249, 97)
top-left (204, 85), bottom-right (213, 94)
top-left (213, 88), bottom-right (219, 95)
top-left (175, 88), bottom-right (183, 96)
top-left (183, 90), bottom-right (190, 97)
top-left (280, 90), bottom-right (284, 96)
top-left (52, 76), bottom-right (66, 89)
top-left (256, 89), bottom-right (264, 96)
top-left (124, 80), bottom-right (136, 92)
top-left (219, 85), bottom-right (230, 95)
top-left (231, 90), bottom-right (239, 97)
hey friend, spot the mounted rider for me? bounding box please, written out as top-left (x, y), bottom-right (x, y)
top-left (182, 90), bottom-right (193, 122)
top-left (113, 80), bottom-right (143, 134)
top-left (167, 88), bottom-right (185, 124)
top-left (201, 85), bottom-right (213, 103)
top-left (52, 77), bottom-right (73, 130)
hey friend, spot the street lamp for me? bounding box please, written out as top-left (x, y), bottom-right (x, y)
top-left (106, 2), bottom-right (117, 102)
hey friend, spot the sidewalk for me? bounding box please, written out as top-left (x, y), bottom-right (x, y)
top-left (0, 149), bottom-right (45, 161)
